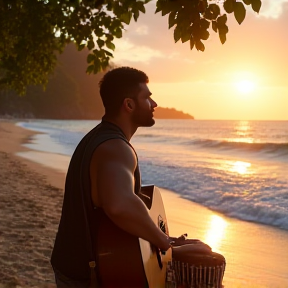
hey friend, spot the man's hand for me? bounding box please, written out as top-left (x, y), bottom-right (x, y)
top-left (172, 243), bottom-right (212, 260)
top-left (169, 233), bottom-right (212, 251)
top-left (158, 233), bottom-right (173, 251)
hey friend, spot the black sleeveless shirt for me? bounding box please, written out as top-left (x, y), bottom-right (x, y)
top-left (50, 120), bottom-right (141, 280)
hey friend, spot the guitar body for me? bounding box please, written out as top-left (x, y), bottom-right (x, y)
top-left (95, 185), bottom-right (172, 288)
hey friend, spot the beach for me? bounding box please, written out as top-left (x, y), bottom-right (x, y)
top-left (0, 120), bottom-right (288, 288)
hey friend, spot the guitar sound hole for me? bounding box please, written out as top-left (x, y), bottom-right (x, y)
top-left (159, 218), bottom-right (166, 234)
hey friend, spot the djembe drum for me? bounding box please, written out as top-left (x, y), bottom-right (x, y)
top-left (172, 248), bottom-right (226, 288)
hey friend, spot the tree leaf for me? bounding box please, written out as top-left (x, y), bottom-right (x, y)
top-left (103, 49), bottom-right (113, 57)
top-left (161, 0), bottom-right (177, 16)
top-left (87, 53), bottom-right (95, 64)
top-left (209, 4), bottom-right (221, 19)
top-left (251, 0), bottom-right (261, 13)
top-left (155, 1), bottom-right (163, 14)
top-left (114, 27), bottom-right (122, 38)
top-left (204, 3), bottom-right (221, 20)
top-left (217, 14), bottom-right (227, 25)
top-left (78, 43), bottom-right (85, 51)
top-left (218, 23), bottom-right (229, 34)
top-left (219, 32), bottom-right (227, 44)
top-left (97, 39), bottom-right (104, 48)
top-left (174, 26), bottom-right (181, 43)
top-left (161, 3), bottom-right (171, 16)
top-left (120, 11), bottom-right (132, 25)
top-left (93, 61), bottom-right (102, 74)
top-left (223, 0), bottom-right (235, 14)
top-left (243, 0), bottom-right (252, 5)
top-left (106, 41), bottom-right (115, 51)
top-left (177, 8), bottom-right (191, 26)
top-left (155, 6), bottom-right (162, 14)
top-left (234, 1), bottom-right (246, 24)
top-left (195, 40), bottom-right (205, 51)
top-left (86, 64), bottom-right (94, 74)
top-left (136, 1), bottom-right (146, 14)
top-left (200, 18), bottom-right (210, 30)
top-left (133, 9), bottom-right (140, 22)
top-left (87, 40), bottom-right (95, 50)
top-left (181, 30), bottom-right (191, 43)
top-left (100, 58), bottom-right (109, 70)
top-left (94, 27), bottom-right (104, 37)
top-left (168, 11), bottom-right (177, 29)
top-left (190, 38), bottom-right (195, 50)
top-left (199, 29), bottom-right (209, 40)
top-left (212, 21), bottom-right (218, 32)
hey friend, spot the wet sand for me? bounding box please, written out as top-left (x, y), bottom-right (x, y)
top-left (0, 120), bottom-right (288, 288)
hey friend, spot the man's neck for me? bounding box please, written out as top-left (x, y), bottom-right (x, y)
top-left (102, 115), bottom-right (137, 141)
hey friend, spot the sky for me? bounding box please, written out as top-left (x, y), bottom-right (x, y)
top-left (111, 0), bottom-right (288, 120)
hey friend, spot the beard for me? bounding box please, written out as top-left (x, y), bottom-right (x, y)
top-left (131, 104), bottom-right (155, 127)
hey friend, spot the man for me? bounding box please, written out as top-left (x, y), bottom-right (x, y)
top-left (51, 67), bottom-right (210, 287)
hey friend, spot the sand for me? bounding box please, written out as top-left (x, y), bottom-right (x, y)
top-left (0, 122), bottom-right (65, 288)
top-left (0, 120), bottom-right (288, 288)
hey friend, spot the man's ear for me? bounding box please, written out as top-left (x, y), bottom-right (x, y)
top-left (124, 98), bottom-right (134, 111)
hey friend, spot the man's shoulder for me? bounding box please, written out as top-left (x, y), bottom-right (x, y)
top-left (93, 138), bottom-right (136, 163)
top-left (98, 137), bottom-right (131, 149)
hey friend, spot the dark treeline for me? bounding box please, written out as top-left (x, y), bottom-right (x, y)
top-left (0, 44), bottom-right (105, 119)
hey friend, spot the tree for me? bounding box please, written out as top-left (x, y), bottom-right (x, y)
top-left (0, 0), bottom-right (261, 95)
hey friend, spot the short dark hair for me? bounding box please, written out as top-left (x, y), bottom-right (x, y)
top-left (99, 67), bottom-right (149, 115)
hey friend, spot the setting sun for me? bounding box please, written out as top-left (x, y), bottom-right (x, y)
top-left (235, 80), bottom-right (256, 94)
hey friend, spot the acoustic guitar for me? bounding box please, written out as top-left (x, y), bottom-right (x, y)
top-left (95, 185), bottom-right (172, 288)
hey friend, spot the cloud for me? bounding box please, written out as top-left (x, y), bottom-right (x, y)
top-left (135, 25), bottom-right (149, 35)
top-left (258, 0), bottom-right (288, 18)
top-left (113, 38), bottom-right (164, 63)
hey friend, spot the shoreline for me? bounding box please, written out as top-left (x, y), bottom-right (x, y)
top-left (0, 120), bottom-right (288, 287)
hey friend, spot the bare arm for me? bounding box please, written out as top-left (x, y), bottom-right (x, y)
top-left (90, 139), bottom-right (171, 251)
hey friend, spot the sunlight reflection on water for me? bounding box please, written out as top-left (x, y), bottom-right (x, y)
top-left (231, 120), bottom-right (254, 143)
top-left (217, 159), bottom-right (254, 176)
top-left (204, 215), bottom-right (228, 253)
top-left (231, 161), bottom-right (251, 175)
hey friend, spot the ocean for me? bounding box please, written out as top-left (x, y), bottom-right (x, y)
top-left (17, 119), bottom-right (288, 231)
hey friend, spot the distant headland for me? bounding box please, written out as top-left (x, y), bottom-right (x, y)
top-left (154, 107), bottom-right (194, 119)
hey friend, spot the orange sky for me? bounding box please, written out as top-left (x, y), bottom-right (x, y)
top-left (111, 1), bottom-right (288, 120)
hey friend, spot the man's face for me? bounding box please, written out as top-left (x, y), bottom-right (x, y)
top-left (132, 83), bottom-right (157, 127)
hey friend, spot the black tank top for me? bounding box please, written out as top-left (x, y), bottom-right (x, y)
top-left (50, 120), bottom-right (141, 280)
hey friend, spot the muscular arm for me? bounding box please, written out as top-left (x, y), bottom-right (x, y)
top-left (90, 139), bottom-right (170, 251)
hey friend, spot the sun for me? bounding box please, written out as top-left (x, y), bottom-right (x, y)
top-left (235, 79), bottom-right (256, 94)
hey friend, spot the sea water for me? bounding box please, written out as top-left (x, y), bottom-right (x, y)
top-left (17, 119), bottom-right (288, 231)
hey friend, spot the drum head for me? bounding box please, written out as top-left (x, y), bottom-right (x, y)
top-left (173, 251), bottom-right (225, 266)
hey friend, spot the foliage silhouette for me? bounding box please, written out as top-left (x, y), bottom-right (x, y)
top-left (0, 0), bottom-right (261, 94)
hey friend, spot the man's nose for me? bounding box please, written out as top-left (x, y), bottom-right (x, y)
top-left (151, 98), bottom-right (157, 108)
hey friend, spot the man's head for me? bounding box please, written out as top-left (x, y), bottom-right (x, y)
top-left (99, 67), bottom-right (157, 127)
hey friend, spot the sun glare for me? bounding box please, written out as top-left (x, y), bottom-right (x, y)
top-left (235, 80), bottom-right (256, 94)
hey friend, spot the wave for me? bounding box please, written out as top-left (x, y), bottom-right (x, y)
top-left (136, 132), bottom-right (288, 158)
top-left (184, 139), bottom-right (288, 157)
top-left (140, 161), bottom-right (288, 231)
